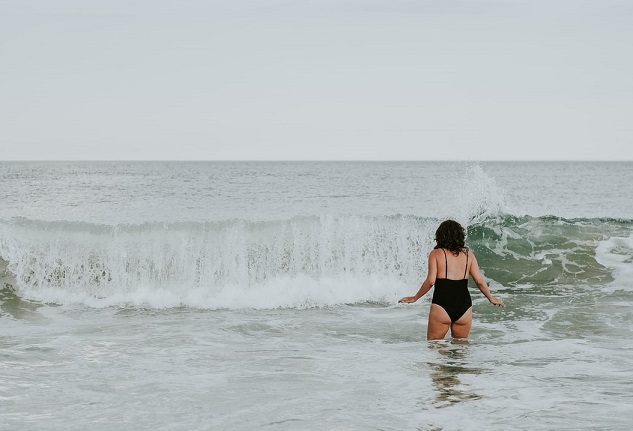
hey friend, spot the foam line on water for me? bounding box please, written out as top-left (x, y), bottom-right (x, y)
top-left (595, 234), bottom-right (633, 290)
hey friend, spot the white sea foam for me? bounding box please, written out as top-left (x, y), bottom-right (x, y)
top-left (18, 274), bottom-right (410, 310)
top-left (595, 234), bottom-right (633, 290)
top-left (0, 216), bottom-right (429, 308)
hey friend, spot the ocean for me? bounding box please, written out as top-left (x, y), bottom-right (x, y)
top-left (1, 161), bottom-right (632, 430)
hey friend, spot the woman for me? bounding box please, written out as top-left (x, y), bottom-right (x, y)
top-left (399, 220), bottom-right (504, 340)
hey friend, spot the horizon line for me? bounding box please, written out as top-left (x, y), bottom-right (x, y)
top-left (0, 159), bottom-right (631, 163)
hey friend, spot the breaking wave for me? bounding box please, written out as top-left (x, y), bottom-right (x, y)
top-left (1, 214), bottom-right (631, 309)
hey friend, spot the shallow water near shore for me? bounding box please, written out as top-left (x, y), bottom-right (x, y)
top-left (2, 161), bottom-right (633, 430)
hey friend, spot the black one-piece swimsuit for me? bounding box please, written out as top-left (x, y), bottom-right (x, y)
top-left (431, 248), bottom-right (472, 322)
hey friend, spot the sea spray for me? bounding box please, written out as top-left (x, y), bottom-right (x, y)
top-left (0, 215), bottom-right (437, 308)
top-left (1, 214), bottom-right (631, 309)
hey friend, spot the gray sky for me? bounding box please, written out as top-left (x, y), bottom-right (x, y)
top-left (1, 0), bottom-right (632, 160)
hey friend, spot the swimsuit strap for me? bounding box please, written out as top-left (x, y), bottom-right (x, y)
top-left (442, 248), bottom-right (448, 278)
top-left (463, 248), bottom-right (469, 279)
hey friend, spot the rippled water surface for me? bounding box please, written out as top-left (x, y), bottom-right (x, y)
top-left (1, 162), bottom-right (632, 430)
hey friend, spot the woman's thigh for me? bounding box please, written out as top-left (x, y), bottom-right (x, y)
top-left (427, 304), bottom-right (451, 340)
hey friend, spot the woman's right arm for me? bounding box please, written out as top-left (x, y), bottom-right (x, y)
top-left (470, 253), bottom-right (504, 306)
top-left (399, 250), bottom-right (438, 303)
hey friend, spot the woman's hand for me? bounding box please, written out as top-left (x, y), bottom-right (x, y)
top-left (398, 296), bottom-right (417, 304)
top-left (489, 296), bottom-right (505, 307)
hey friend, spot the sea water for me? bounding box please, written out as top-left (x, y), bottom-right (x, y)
top-left (1, 161), bottom-right (632, 430)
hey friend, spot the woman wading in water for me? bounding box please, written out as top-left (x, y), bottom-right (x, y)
top-left (399, 220), bottom-right (504, 340)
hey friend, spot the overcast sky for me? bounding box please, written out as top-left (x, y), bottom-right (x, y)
top-left (1, 0), bottom-right (632, 160)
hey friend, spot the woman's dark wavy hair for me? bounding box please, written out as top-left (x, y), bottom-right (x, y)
top-left (434, 220), bottom-right (466, 254)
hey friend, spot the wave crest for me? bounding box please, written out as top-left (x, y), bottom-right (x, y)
top-left (2, 214), bottom-right (631, 308)
top-left (0, 216), bottom-right (436, 308)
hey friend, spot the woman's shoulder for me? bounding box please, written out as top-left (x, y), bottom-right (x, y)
top-left (465, 248), bottom-right (478, 260)
top-left (429, 248), bottom-right (444, 257)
